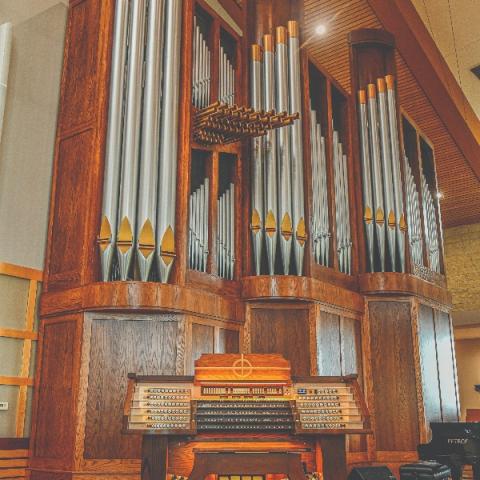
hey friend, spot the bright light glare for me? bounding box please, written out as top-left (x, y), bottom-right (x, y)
top-left (315, 24), bottom-right (327, 36)
top-left (436, 192), bottom-right (444, 199)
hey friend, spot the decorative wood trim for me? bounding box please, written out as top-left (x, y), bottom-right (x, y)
top-left (309, 305), bottom-right (319, 376)
top-left (0, 329), bottom-right (38, 340)
top-left (454, 325), bottom-right (480, 340)
top-left (0, 262), bottom-right (43, 281)
top-left (410, 298), bottom-right (428, 444)
top-left (25, 280), bottom-right (38, 331)
top-left (0, 376), bottom-right (34, 387)
top-left (242, 276), bottom-right (364, 314)
top-left (358, 273), bottom-right (451, 306)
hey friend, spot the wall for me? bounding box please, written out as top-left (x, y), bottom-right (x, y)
top-left (0, 3), bottom-right (67, 270)
top-left (454, 337), bottom-right (480, 420)
top-left (444, 223), bottom-right (480, 325)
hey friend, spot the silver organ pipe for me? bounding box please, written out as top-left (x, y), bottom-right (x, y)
top-left (377, 78), bottom-right (396, 270)
top-left (137, 0), bottom-right (166, 281)
top-left (216, 183), bottom-right (235, 279)
top-left (333, 131), bottom-right (351, 274)
top-left (275, 26), bottom-right (293, 275)
top-left (116, 0), bottom-right (147, 280)
top-left (192, 19), bottom-right (211, 109)
top-left (421, 173), bottom-right (440, 273)
top-left (357, 90), bottom-right (375, 272)
top-left (220, 47), bottom-right (234, 105)
top-left (366, 83), bottom-right (386, 272)
top-left (250, 45), bottom-right (264, 275)
top-left (385, 75), bottom-right (406, 272)
top-left (155, 0), bottom-right (182, 283)
top-left (262, 34), bottom-right (278, 275)
top-left (310, 109), bottom-right (330, 267)
top-left (98, 0), bottom-right (129, 281)
top-left (404, 157), bottom-right (424, 266)
top-left (287, 21), bottom-right (306, 276)
top-left (188, 178), bottom-right (209, 272)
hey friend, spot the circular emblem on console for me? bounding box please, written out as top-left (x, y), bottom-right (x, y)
top-left (232, 355), bottom-right (253, 378)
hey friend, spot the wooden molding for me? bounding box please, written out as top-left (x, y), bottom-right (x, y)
top-left (0, 262), bottom-right (43, 281)
top-left (454, 324), bottom-right (480, 340)
top-left (0, 376), bottom-right (34, 387)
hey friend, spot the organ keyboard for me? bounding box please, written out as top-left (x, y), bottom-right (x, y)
top-left (123, 354), bottom-right (370, 435)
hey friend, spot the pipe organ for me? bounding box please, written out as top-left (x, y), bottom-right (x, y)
top-left (32, 2), bottom-right (459, 480)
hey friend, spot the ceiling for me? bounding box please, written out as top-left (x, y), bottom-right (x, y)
top-left (411, 0), bottom-right (480, 122)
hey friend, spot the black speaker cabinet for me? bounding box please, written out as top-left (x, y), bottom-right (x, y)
top-left (348, 466), bottom-right (396, 480)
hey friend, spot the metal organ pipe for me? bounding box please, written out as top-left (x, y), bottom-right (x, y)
top-left (358, 90), bottom-right (375, 272)
top-left (366, 83), bottom-right (386, 272)
top-left (377, 78), bottom-right (396, 270)
top-left (287, 21), bottom-right (306, 276)
top-left (385, 75), bottom-right (406, 272)
top-left (155, 0), bottom-right (182, 283)
top-left (137, 0), bottom-right (166, 281)
top-left (262, 34), bottom-right (278, 275)
top-left (98, 0), bottom-right (129, 281)
top-left (116, 0), bottom-right (147, 280)
top-left (250, 45), bottom-right (264, 275)
top-left (275, 26), bottom-right (293, 275)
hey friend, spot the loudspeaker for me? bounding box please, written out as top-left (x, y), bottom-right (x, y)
top-left (348, 466), bottom-right (396, 480)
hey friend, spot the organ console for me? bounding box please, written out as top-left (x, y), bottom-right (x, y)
top-left (123, 354), bottom-right (371, 479)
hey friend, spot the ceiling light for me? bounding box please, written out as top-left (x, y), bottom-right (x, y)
top-left (315, 24), bottom-right (327, 36)
top-left (436, 192), bottom-right (444, 199)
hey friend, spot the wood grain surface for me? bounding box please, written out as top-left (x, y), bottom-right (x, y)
top-left (368, 301), bottom-right (419, 451)
top-left (249, 308), bottom-right (311, 376)
top-left (84, 316), bottom-right (179, 459)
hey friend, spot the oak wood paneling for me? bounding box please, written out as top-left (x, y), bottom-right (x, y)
top-left (434, 310), bottom-right (459, 421)
top-left (317, 311), bottom-right (341, 376)
top-left (191, 323), bottom-right (215, 367)
top-left (417, 304), bottom-right (442, 427)
top-left (84, 316), bottom-right (179, 459)
top-left (250, 308), bottom-right (311, 376)
top-left (34, 320), bottom-right (77, 460)
top-left (217, 328), bottom-right (240, 353)
top-left (369, 301), bottom-right (419, 451)
top-left (48, 130), bottom-right (94, 284)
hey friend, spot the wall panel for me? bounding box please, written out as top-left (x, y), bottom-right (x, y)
top-left (217, 328), bottom-right (240, 354)
top-left (417, 304), bottom-right (442, 428)
top-left (250, 307), bottom-right (311, 376)
top-left (84, 316), bottom-right (180, 459)
top-left (369, 301), bottom-right (419, 451)
top-left (34, 318), bottom-right (78, 460)
top-left (317, 311), bottom-right (341, 376)
top-left (434, 310), bottom-right (459, 421)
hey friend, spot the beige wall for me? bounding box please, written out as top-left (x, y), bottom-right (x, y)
top-left (454, 337), bottom-right (480, 420)
top-left (444, 223), bottom-right (480, 325)
top-left (0, 3), bottom-right (67, 270)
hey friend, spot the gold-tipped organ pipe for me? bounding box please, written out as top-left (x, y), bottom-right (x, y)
top-left (99, 0), bottom-right (129, 281)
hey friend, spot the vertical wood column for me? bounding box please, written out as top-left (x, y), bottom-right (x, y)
top-left (141, 436), bottom-right (168, 480)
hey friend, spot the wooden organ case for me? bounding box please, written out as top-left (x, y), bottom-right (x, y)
top-left (123, 354), bottom-right (371, 480)
top-left (30, 0), bottom-right (460, 479)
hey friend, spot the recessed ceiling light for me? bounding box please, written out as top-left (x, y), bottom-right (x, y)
top-left (315, 24), bottom-right (327, 36)
top-left (436, 191), bottom-right (444, 199)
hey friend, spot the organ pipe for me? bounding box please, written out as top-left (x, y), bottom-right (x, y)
top-left (377, 78), bottom-right (396, 270)
top-left (358, 90), bottom-right (375, 272)
top-left (250, 45), bottom-right (264, 275)
top-left (137, 0), bottom-right (166, 281)
top-left (386, 75), bottom-right (406, 272)
top-left (275, 26), bottom-right (293, 275)
top-left (155, 0), bottom-right (182, 283)
top-left (367, 83), bottom-right (386, 272)
top-left (287, 21), bottom-right (306, 275)
top-left (262, 34), bottom-right (278, 275)
top-left (116, 0), bottom-right (147, 280)
top-left (98, 0), bottom-right (129, 281)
